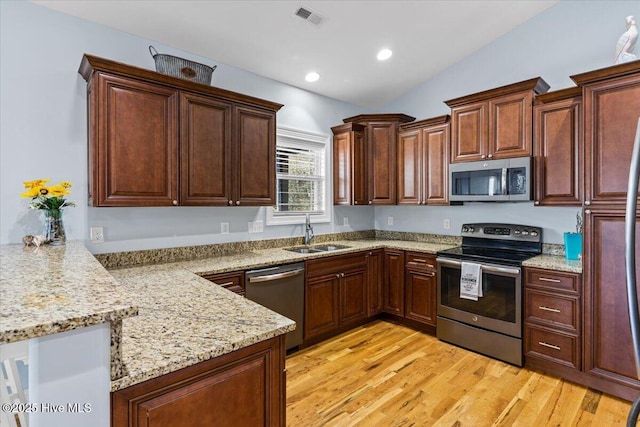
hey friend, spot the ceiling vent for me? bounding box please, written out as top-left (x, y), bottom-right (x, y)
top-left (294, 5), bottom-right (324, 26)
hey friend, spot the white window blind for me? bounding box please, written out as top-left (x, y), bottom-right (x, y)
top-left (267, 127), bottom-right (329, 225)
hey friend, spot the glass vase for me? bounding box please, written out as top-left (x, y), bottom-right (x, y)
top-left (43, 209), bottom-right (66, 246)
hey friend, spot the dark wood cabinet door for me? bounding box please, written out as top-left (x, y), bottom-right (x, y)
top-left (112, 336), bottom-right (284, 427)
top-left (92, 73), bottom-right (179, 206)
top-left (383, 250), bottom-right (405, 315)
top-left (583, 74), bottom-right (640, 206)
top-left (180, 93), bottom-right (232, 206)
top-left (367, 122), bottom-right (397, 204)
top-left (423, 124), bottom-right (450, 205)
top-left (405, 268), bottom-right (437, 326)
top-left (533, 92), bottom-right (582, 206)
top-left (451, 101), bottom-right (486, 163)
top-left (333, 131), bottom-right (352, 205)
top-left (584, 209), bottom-right (640, 391)
top-left (367, 250), bottom-right (384, 316)
top-left (304, 273), bottom-right (340, 339)
top-left (397, 129), bottom-right (421, 205)
top-left (352, 130), bottom-right (368, 205)
top-left (201, 270), bottom-right (245, 296)
top-left (340, 266), bottom-right (368, 326)
top-left (488, 91), bottom-right (533, 159)
top-left (234, 105), bottom-right (276, 206)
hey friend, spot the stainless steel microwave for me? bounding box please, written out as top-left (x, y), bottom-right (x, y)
top-left (449, 156), bottom-right (532, 202)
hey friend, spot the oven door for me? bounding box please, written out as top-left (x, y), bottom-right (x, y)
top-left (436, 257), bottom-right (522, 338)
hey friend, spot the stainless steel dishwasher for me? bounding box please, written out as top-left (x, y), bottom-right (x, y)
top-left (245, 263), bottom-right (304, 351)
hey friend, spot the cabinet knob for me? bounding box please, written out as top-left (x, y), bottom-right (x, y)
top-left (228, 200), bottom-right (233, 206)
top-left (236, 201), bottom-right (240, 206)
top-left (534, 201), bottom-right (540, 206)
top-left (481, 155), bottom-right (486, 159)
top-left (584, 200), bottom-right (591, 206)
top-left (487, 154), bottom-right (493, 159)
top-left (341, 273), bottom-right (345, 278)
top-left (585, 209), bottom-right (591, 215)
top-left (354, 201), bottom-right (358, 205)
top-left (336, 274), bottom-right (340, 278)
top-left (368, 201), bottom-right (372, 205)
top-left (172, 200), bottom-right (178, 206)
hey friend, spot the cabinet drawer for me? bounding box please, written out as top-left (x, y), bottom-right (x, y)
top-left (525, 324), bottom-right (580, 370)
top-left (202, 271), bottom-right (245, 296)
top-left (306, 252), bottom-right (367, 277)
top-left (525, 289), bottom-right (579, 333)
top-left (525, 268), bottom-right (580, 294)
top-left (405, 252), bottom-right (436, 271)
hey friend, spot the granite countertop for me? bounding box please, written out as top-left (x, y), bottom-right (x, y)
top-left (0, 241), bottom-right (138, 344)
top-left (108, 238), bottom-right (454, 391)
top-left (522, 254), bottom-right (582, 273)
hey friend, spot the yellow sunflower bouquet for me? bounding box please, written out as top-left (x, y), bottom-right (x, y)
top-left (21, 179), bottom-right (76, 214)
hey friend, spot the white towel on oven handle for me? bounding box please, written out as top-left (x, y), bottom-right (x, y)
top-left (460, 262), bottom-right (482, 300)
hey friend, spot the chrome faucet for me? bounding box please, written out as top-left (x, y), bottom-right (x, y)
top-left (304, 214), bottom-right (314, 246)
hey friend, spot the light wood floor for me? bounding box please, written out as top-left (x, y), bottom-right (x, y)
top-left (286, 320), bottom-right (637, 426)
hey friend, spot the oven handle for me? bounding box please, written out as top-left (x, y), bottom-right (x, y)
top-left (436, 257), bottom-right (521, 276)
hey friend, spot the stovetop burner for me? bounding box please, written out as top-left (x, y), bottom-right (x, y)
top-left (437, 222), bottom-right (543, 266)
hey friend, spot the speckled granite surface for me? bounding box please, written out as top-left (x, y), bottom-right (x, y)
top-left (523, 254), bottom-right (582, 273)
top-left (0, 241), bottom-right (138, 344)
top-left (109, 266), bottom-right (295, 391)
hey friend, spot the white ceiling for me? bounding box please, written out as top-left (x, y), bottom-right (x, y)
top-left (32, 0), bottom-right (558, 109)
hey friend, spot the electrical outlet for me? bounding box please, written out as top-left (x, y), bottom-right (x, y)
top-left (248, 221), bottom-right (264, 233)
top-left (221, 222), bottom-right (229, 234)
top-left (90, 227), bottom-right (104, 243)
top-left (343, 216), bottom-right (349, 226)
top-left (387, 216), bottom-right (394, 226)
top-left (443, 219), bottom-right (451, 230)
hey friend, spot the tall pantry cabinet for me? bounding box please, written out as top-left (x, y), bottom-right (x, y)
top-left (571, 61), bottom-right (640, 400)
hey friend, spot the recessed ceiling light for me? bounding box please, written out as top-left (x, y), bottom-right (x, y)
top-left (305, 71), bottom-right (320, 82)
top-left (377, 48), bottom-right (393, 61)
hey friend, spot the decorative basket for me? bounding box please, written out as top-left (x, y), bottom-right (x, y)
top-left (149, 46), bottom-right (216, 85)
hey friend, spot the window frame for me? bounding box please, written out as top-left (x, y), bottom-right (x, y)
top-left (266, 126), bottom-right (330, 226)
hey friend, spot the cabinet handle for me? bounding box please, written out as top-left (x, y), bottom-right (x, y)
top-left (341, 273), bottom-right (345, 278)
top-left (585, 209), bottom-right (591, 215)
top-left (172, 200), bottom-right (178, 206)
top-left (488, 154), bottom-right (493, 159)
top-left (539, 277), bottom-right (561, 283)
top-left (218, 282), bottom-right (235, 287)
top-left (534, 201), bottom-right (540, 206)
top-left (539, 306), bottom-right (561, 313)
top-left (228, 200), bottom-right (233, 206)
top-left (584, 200), bottom-right (591, 206)
top-left (236, 201), bottom-right (240, 206)
top-left (368, 201), bottom-right (372, 205)
top-left (354, 201), bottom-right (358, 205)
top-left (336, 274), bottom-right (340, 278)
top-left (538, 341), bottom-right (561, 351)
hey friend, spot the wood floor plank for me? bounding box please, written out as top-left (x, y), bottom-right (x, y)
top-left (286, 320), bottom-right (638, 426)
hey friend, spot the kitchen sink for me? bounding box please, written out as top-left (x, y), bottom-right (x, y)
top-left (284, 244), bottom-right (352, 254)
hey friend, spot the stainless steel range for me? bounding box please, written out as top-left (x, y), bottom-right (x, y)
top-left (436, 223), bottom-right (542, 366)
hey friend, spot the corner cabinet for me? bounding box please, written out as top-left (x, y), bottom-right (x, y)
top-left (532, 87), bottom-right (583, 206)
top-left (397, 115), bottom-right (450, 205)
top-left (79, 54), bottom-right (281, 207)
top-left (334, 114), bottom-right (415, 205)
top-left (445, 77), bottom-right (549, 163)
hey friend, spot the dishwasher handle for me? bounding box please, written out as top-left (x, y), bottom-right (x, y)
top-left (247, 268), bottom-right (305, 284)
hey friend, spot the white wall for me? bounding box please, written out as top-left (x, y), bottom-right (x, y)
top-left (2, 1), bottom-right (638, 251)
top-left (380, 0), bottom-right (639, 243)
top-left (0, 1), bottom-right (365, 252)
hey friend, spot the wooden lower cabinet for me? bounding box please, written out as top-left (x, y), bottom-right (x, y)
top-left (201, 270), bottom-right (245, 296)
top-left (383, 250), bottom-right (405, 316)
top-left (367, 249), bottom-right (384, 316)
top-left (304, 252), bottom-right (368, 341)
top-left (112, 336), bottom-right (286, 427)
top-left (404, 253), bottom-right (437, 327)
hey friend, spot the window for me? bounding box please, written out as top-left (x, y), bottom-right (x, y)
top-left (266, 127), bottom-right (329, 225)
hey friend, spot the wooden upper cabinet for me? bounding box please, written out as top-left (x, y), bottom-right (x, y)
top-left (533, 87), bottom-right (583, 206)
top-left (398, 115), bottom-right (450, 205)
top-left (79, 54), bottom-right (282, 207)
top-left (341, 114), bottom-right (415, 205)
top-left (446, 77), bottom-right (549, 163)
top-left (234, 105), bottom-right (276, 206)
top-left (571, 61), bottom-right (640, 207)
top-left (89, 73), bottom-right (179, 206)
top-left (331, 123), bottom-right (366, 205)
top-left (180, 93), bottom-right (232, 206)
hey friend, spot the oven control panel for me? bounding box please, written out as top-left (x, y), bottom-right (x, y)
top-left (460, 223), bottom-right (542, 242)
